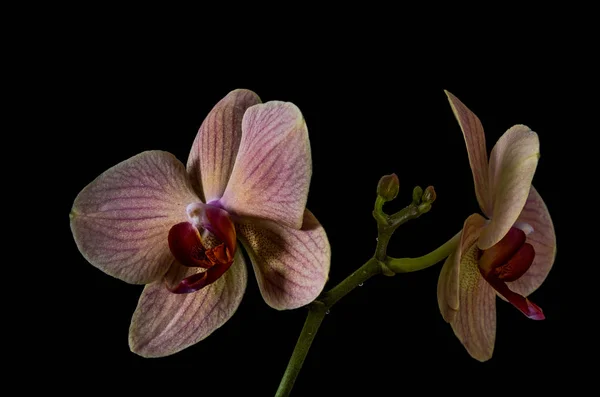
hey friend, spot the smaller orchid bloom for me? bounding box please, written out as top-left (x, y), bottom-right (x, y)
top-left (437, 91), bottom-right (556, 361)
top-left (70, 89), bottom-right (330, 357)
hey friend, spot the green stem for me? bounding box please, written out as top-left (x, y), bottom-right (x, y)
top-left (386, 231), bottom-right (461, 273)
top-left (275, 302), bottom-right (327, 397)
top-left (275, 185), bottom-right (440, 396)
top-left (321, 258), bottom-right (382, 307)
top-left (373, 196), bottom-right (386, 224)
top-left (374, 230), bottom-right (392, 261)
top-left (274, 258), bottom-right (382, 397)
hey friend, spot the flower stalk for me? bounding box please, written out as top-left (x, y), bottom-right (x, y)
top-left (275, 180), bottom-right (450, 397)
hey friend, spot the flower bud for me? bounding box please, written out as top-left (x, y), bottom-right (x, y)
top-left (422, 186), bottom-right (436, 203)
top-left (377, 173), bottom-right (399, 201)
top-left (412, 186), bottom-right (423, 204)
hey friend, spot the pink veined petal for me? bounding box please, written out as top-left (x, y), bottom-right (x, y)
top-left (445, 90), bottom-right (492, 216)
top-left (438, 215), bottom-right (486, 322)
top-left (451, 241), bottom-right (497, 362)
top-left (505, 185), bottom-right (556, 297)
top-left (187, 89), bottom-right (262, 202)
top-left (70, 151), bottom-right (199, 284)
top-left (437, 251), bottom-right (459, 324)
top-left (479, 125), bottom-right (540, 250)
top-left (128, 249), bottom-right (247, 358)
top-left (237, 209), bottom-right (330, 310)
top-left (220, 101), bottom-right (311, 230)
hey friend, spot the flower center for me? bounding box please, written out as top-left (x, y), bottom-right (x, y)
top-left (478, 227), bottom-right (534, 281)
top-left (166, 203), bottom-right (237, 294)
top-left (477, 226), bottom-right (544, 320)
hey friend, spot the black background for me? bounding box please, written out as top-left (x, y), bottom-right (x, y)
top-left (36, 20), bottom-right (576, 396)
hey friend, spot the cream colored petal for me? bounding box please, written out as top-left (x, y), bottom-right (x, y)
top-left (70, 151), bottom-right (198, 284)
top-left (129, 250), bottom-right (247, 358)
top-left (220, 101), bottom-right (311, 230)
top-left (187, 89), bottom-right (262, 202)
top-left (480, 125), bottom-right (540, 249)
top-left (437, 214), bottom-right (487, 323)
top-left (505, 186), bottom-right (556, 297)
top-left (445, 90), bottom-right (492, 216)
top-left (437, 252), bottom-right (459, 323)
top-left (237, 210), bottom-right (330, 310)
top-left (451, 242), bottom-right (497, 362)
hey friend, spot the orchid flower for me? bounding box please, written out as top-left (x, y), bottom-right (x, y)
top-left (70, 89), bottom-right (331, 357)
top-left (437, 91), bottom-right (556, 361)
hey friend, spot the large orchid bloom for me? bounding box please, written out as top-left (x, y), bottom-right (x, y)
top-left (437, 91), bottom-right (556, 361)
top-left (70, 89), bottom-right (330, 357)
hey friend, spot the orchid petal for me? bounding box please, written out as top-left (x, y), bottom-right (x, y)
top-left (220, 101), bottom-right (311, 230)
top-left (479, 125), bottom-right (540, 250)
top-left (451, 242), bottom-right (497, 362)
top-left (237, 210), bottom-right (330, 310)
top-left (129, 249), bottom-right (247, 358)
top-left (506, 186), bottom-right (556, 297)
top-left (70, 151), bottom-right (199, 284)
top-left (437, 214), bottom-right (486, 322)
top-left (445, 91), bottom-right (492, 216)
top-left (437, 252), bottom-right (459, 323)
top-left (483, 275), bottom-right (545, 320)
top-left (187, 89), bottom-right (262, 202)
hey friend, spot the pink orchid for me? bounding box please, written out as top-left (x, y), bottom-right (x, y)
top-left (70, 89), bottom-right (330, 357)
top-left (437, 91), bottom-right (556, 361)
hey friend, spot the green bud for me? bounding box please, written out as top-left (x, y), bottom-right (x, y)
top-left (422, 186), bottom-right (436, 203)
top-left (412, 186), bottom-right (423, 204)
top-left (377, 173), bottom-right (399, 202)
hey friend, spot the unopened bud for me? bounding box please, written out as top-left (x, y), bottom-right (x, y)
top-left (412, 186), bottom-right (423, 204)
top-left (423, 186), bottom-right (436, 203)
top-left (377, 173), bottom-right (399, 201)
